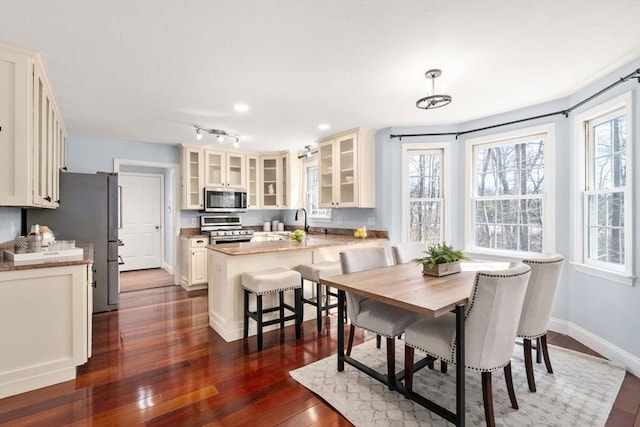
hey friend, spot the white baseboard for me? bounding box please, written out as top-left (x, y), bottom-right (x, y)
top-left (162, 262), bottom-right (173, 275)
top-left (549, 317), bottom-right (640, 377)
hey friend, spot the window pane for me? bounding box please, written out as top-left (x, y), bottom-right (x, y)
top-left (587, 192), bottom-right (624, 265)
top-left (409, 201), bottom-right (441, 244)
top-left (406, 150), bottom-right (443, 243)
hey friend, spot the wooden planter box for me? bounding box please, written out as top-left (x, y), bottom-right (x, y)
top-left (422, 260), bottom-right (461, 277)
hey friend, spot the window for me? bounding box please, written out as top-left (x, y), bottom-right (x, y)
top-left (402, 144), bottom-right (448, 244)
top-left (465, 125), bottom-right (555, 256)
top-left (305, 164), bottom-right (331, 219)
top-left (574, 92), bottom-right (632, 282)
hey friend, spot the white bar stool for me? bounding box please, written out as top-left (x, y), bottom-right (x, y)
top-left (295, 261), bottom-right (343, 332)
top-left (242, 268), bottom-right (302, 351)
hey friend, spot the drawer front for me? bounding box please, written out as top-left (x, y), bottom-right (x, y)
top-left (190, 237), bottom-right (208, 248)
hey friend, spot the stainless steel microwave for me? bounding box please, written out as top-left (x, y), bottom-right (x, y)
top-left (204, 187), bottom-right (247, 212)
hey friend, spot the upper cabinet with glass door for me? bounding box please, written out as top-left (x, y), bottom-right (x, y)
top-left (245, 153), bottom-right (260, 209)
top-left (0, 42), bottom-right (67, 208)
top-left (180, 145), bottom-right (204, 210)
top-left (204, 149), bottom-right (245, 189)
top-left (318, 128), bottom-right (375, 208)
top-left (259, 151), bottom-right (300, 209)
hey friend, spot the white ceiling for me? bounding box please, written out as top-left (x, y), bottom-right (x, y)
top-left (1, 1), bottom-right (639, 153)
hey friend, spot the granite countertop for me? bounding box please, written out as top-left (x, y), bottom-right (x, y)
top-left (0, 243), bottom-right (94, 272)
top-left (207, 234), bottom-right (386, 256)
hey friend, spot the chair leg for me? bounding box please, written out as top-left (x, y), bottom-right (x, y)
top-left (404, 345), bottom-right (414, 395)
top-left (386, 337), bottom-right (396, 390)
top-left (523, 338), bottom-right (537, 392)
top-left (540, 334), bottom-right (553, 374)
top-left (481, 371), bottom-right (496, 427)
top-left (441, 360), bottom-right (447, 374)
top-left (504, 362), bottom-right (519, 409)
top-left (316, 282), bottom-right (322, 332)
top-left (536, 337), bottom-right (542, 364)
top-left (243, 289), bottom-right (249, 339)
top-left (346, 324), bottom-right (356, 356)
top-left (256, 295), bottom-right (263, 352)
top-left (376, 334), bottom-right (381, 349)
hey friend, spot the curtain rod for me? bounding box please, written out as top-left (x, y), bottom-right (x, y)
top-left (390, 68), bottom-right (640, 141)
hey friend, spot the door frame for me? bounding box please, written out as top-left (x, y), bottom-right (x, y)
top-left (113, 158), bottom-right (180, 282)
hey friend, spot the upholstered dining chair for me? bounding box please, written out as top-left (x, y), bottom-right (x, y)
top-left (404, 263), bottom-right (531, 427)
top-left (339, 246), bottom-right (420, 389)
top-left (518, 254), bottom-right (564, 392)
top-left (391, 242), bottom-right (429, 265)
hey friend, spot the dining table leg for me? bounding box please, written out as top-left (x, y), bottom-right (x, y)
top-left (455, 303), bottom-right (465, 427)
top-left (337, 289), bottom-right (345, 371)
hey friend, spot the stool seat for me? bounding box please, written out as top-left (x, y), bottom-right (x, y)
top-left (296, 261), bottom-right (342, 282)
top-left (242, 268), bottom-right (301, 295)
top-left (242, 268), bottom-right (302, 352)
top-left (295, 261), bottom-right (344, 333)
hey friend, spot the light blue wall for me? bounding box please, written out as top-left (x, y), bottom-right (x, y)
top-left (0, 207), bottom-right (22, 241)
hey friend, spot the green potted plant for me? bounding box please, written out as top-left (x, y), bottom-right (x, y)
top-left (413, 242), bottom-right (467, 276)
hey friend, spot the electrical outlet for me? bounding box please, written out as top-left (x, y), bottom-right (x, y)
top-left (367, 217), bottom-right (376, 226)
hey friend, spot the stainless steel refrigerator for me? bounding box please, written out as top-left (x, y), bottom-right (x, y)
top-left (26, 171), bottom-right (120, 313)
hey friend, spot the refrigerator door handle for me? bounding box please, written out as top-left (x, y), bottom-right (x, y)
top-left (118, 185), bottom-right (123, 229)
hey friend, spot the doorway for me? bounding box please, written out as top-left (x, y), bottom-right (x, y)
top-left (113, 158), bottom-right (180, 290)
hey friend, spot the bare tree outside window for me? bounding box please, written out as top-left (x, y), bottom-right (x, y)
top-left (407, 151), bottom-right (443, 244)
top-left (473, 137), bottom-right (545, 252)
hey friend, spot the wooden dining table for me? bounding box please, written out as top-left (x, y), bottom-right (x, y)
top-left (319, 261), bottom-right (500, 427)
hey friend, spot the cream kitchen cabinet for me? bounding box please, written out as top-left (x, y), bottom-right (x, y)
top-left (259, 151), bottom-right (300, 209)
top-left (180, 235), bottom-right (209, 291)
top-left (318, 128), bottom-right (375, 208)
top-left (204, 149), bottom-right (246, 189)
top-left (245, 153), bottom-right (260, 209)
top-left (180, 144), bottom-right (204, 210)
top-left (0, 263), bottom-right (91, 398)
top-left (0, 42), bottom-right (67, 208)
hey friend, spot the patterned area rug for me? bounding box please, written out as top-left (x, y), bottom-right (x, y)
top-left (290, 339), bottom-right (625, 426)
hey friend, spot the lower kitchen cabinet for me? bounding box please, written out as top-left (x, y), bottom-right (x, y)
top-left (0, 263), bottom-right (91, 398)
top-left (180, 235), bottom-right (209, 291)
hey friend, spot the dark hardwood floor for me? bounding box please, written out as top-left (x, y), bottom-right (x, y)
top-left (1, 284), bottom-right (638, 426)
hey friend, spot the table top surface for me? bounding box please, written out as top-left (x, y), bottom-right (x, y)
top-left (320, 260), bottom-right (507, 317)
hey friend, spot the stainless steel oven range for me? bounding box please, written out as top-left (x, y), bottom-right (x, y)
top-left (200, 215), bottom-right (254, 244)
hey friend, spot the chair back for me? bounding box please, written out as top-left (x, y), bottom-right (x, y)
top-left (339, 247), bottom-right (389, 321)
top-left (463, 263), bottom-right (531, 371)
top-left (339, 247), bottom-right (389, 273)
top-left (517, 254), bottom-right (564, 339)
top-left (391, 242), bottom-right (428, 264)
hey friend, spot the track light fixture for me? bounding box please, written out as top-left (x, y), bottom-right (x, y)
top-left (297, 144), bottom-right (318, 159)
top-left (416, 69), bottom-right (452, 110)
top-left (193, 124), bottom-right (239, 146)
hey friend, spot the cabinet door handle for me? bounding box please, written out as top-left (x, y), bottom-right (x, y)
top-left (44, 196), bottom-right (51, 202)
top-left (196, 240), bottom-right (204, 243)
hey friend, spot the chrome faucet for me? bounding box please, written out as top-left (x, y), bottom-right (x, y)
top-left (295, 208), bottom-right (309, 233)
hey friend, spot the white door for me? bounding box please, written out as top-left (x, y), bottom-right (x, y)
top-left (119, 173), bottom-right (163, 271)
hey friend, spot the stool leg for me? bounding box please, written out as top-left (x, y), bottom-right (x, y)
top-left (295, 287), bottom-right (302, 339)
top-left (279, 291), bottom-right (285, 329)
top-left (316, 281), bottom-right (322, 332)
top-left (243, 289), bottom-right (249, 339)
top-left (257, 295), bottom-right (263, 352)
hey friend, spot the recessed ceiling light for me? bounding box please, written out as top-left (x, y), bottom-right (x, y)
top-left (318, 124), bottom-right (330, 130)
top-left (234, 104), bottom-right (249, 112)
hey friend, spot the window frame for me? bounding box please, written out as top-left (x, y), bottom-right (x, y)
top-left (464, 124), bottom-right (556, 260)
top-left (303, 160), bottom-right (331, 220)
top-left (401, 142), bottom-right (450, 244)
top-left (572, 92), bottom-right (634, 285)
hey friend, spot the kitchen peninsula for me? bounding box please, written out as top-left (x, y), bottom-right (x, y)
top-left (0, 245), bottom-right (93, 398)
top-left (207, 234), bottom-right (384, 341)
